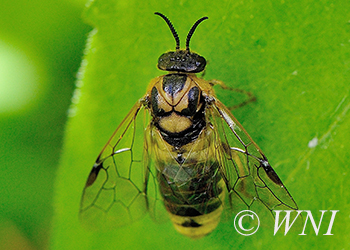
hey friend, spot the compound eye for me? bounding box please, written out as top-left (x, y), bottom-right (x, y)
top-left (194, 55), bottom-right (206, 72)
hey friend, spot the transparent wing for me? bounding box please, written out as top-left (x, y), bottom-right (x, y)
top-left (209, 99), bottom-right (298, 218)
top-left (80, 99), bottom-right (157, 230)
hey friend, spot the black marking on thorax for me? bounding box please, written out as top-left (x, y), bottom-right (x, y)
top-left (180, 86), bottom-right (199, 116)
top-left (155, 102), bottom-right (206, 148)
top-left (162, 73), bottom-right (187, 97)
top-left (151, 73), bottom-right (199, 118)
top-left (151, 87), bottom-right (166, 116)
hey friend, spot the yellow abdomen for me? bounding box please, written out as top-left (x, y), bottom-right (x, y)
top-left (152, 124), bottom-right (225, 238)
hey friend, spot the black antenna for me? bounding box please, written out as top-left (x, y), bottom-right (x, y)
top-left (155, 12), bottom-right (180, 50)
top-left (186, 16), bottom-right (208, 51)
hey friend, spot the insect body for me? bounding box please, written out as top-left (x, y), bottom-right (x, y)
top-left (80, 12), bottom-right (298, 239)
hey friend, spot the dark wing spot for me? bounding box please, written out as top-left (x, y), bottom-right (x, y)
top-left (261, 160), bottom-right (283, 185)
top-left (85, 163), bottom-right (102, 187)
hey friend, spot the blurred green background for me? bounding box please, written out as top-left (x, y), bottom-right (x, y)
top-left (0, 0), bottom-right (90, 249)
top-left (1, 0), bottom-right (350, 249)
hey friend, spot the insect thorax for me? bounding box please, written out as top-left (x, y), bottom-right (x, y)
top-left (150, 73), bottom-right (206, 148)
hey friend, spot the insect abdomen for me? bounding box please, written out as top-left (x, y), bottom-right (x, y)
top-left (157, 162), bottom-right (225, 239)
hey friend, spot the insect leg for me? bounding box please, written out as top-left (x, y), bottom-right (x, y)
top-left (209, 79), bottom-right (256, 110)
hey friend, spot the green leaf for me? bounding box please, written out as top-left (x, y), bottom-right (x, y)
top-left (52, 0), bottom-right (350, 249)
top-left (0, 0), bottom-right (90, 248)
